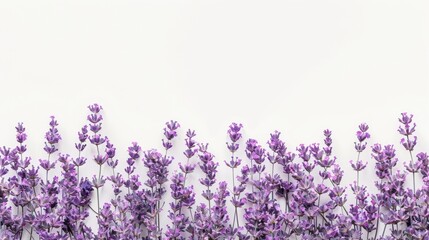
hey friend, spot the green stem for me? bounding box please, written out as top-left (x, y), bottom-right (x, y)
top-left (355, 151), bottom-right (361, 206)
top-left (250, 159), bottom-right (254, 192)
top-left (271, 162), bottom-right (275, 200)
top-left (98, 164), bottom-right (102, 182)
top-left (96, 187), bottom-right (100, 213)
top-left (381, 224), bottom-right (387, 238)
top-left (20, 206), bottom-right (24, 240)
top-left (374, 205), bottom-right (380, 238)
top-left (232, 166), bottom-right (237, 229)
top-left (406, 135), bottom-right (416, 194)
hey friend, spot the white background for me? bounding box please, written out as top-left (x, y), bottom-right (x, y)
top-left (1, 0), bottom-right (429, 233)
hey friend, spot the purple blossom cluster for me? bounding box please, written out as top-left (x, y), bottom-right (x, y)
top-left (1, 105), bottom-right (429, 239)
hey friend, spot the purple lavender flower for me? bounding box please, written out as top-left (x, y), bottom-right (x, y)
top-left (74, 125), bottom-right (89, 179)
top-left (105, 140), bottom-right (118, 172)
top-left (227, 123), bottom-right (243, 153)
top-left (87, 104), bottom-right (105, 147)
top-left (350, 123), bottom-right (370, 209)
top-left (354, 123), bottom-right (370, 153)
top-left (225, 123), bottom-right (245, 233)
top-left (179, 129), bottom-right (197, 177)
top-left (3, 105), bottom-right (429, 240)
top-left (162, 120), bottom-right (180, 151)
top-left (398, 112), bottom-right (418, 194)
top-left (80, 178), bottom-right (93, 200)
top-left (323, 129), bottom-right (333, 155)
top-left (15, 123), bottom-right (27, 155)
top-left (199, 145), bottom-right (218, 201)
top-left (39, 117), bottom-right (62, 181)
top-left (211, 181), bottom-right (230, 238)
top-left (166, 172), bottom-right (194, 239)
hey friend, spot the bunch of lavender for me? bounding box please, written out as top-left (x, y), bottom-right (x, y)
top-left (141, 147), bottom-right (173, 237)
top-left (211, 181), bottom-right (231, 238)
top-left (167, 126), bottom-right (199, 239)
top-left (4, 104), bottom-right (429, 239)
top-left (2, 122), bottom-right (33, 239)
top-left (243, 139), bottom-right (278, 239)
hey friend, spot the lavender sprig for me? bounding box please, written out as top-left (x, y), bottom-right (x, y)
top-left (225, 122), bottom-right (243, 229)
top-left (39, 116), bottom-right (61, 182)
top-left (350, 123), bottom-right (370, 207)
top-left (398, 112), bottom-right (418, 194)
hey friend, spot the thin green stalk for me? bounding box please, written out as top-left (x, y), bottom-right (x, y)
top-left (381, 224), bottom-right (387, 238)
top-left (271, 162), bottom-right (275, 200)
top-left (20, 206), bottom-right (24, 240)
top-left (232, 166), bottom-right (237, 229)
top-left (77, 150), bottom-right (81, 180)
top-left (96, 187), bottom-right (100, 213)
top-left (98, 164), bottom-right (102, 183)
top-left (96, 145), bottom-right (101, 213)
top-left (157, 149), bottom-right (168, 235)
top-left (374, 205), bottom-right (380, 238)
top-left (179, 156), bottom-right (191, 216)
top-left (406, 135), bottom-right (416, 194)
top-left (250, 159), bottom-right (254, 192)
top-left (157, 184), bottom-right (161, 232)
top-left (88, 205), bottom-right (99, 215)
top-left (355, 151), bottom-right (361, 206)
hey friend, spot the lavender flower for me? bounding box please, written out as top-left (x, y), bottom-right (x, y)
top-left (225, 123), bottom-right (245, 231)
top-left (162, 120), bottom-right (180, 151)
top-left (40, 117), bottom-right (62, 181)
top-left (350, 123), bottom-right (370, 209)
top-left (398, 112), bottom-right (418, 193)
top-left (2, 105), bottom-right (429, 240)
